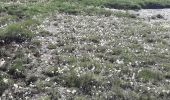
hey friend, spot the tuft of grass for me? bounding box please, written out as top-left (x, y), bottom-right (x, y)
top-left (137, 69), bottom-right (163, 82)
top-left (0, 19), bottom-right (39, 44)
top-left (8, 58), bottom-right (26, 78)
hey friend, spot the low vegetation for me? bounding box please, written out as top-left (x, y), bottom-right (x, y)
top-left (0, 0), bottom-right (170, 99)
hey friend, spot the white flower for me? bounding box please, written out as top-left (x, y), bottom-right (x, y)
top-left (72, 90), bottom-right (77, 94)
top-left (66, 89), bottom-right (71, 93)
top-left (14, 84), bottom-right (18, 88)
top-left (45, 78), bottom-right (50, 82)
top-left (147, 87), bottom-right (151, 90)
top-left (0, 58), bottom-right (5, 67)
top-left (116, 59), bottom-right (124, 64)
top-left (3, 78), bottom-right (8, 83)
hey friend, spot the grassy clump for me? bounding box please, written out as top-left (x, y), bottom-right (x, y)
top-left (0, 19), bottom-right (39, 44)
top-left (64, 72), bottom-right (101, 95)
top-left (4, 5), bottom-right (29, 19)
top-left (137, 69), bottom-right (163, 82)
top-left (8, 58), bottom-right (26, 78)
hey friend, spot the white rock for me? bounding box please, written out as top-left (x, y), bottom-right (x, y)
top-left (13, 84), bottom-right (18, 88)
top-left (0, 58), bottom-right (5, 67)
top-left (3, 78), bottom-right (8, 84)
top-left (72, 90), bottom-right (76, 94)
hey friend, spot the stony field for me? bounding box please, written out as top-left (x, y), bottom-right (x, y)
top-left (0, 0), bottom-right (170, 100)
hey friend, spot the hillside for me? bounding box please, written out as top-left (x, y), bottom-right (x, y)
top-left (0, 0), bottom-right (170, 100)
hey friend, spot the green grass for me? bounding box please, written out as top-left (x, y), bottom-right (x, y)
top-left (0, 19), bottom-right (39, 44)
top-left (1, 0), bottom-right (170, 44)
top-left (1, 0), bottom-right (170, 99)
top-left (137, 69), bottom-right (163, 82)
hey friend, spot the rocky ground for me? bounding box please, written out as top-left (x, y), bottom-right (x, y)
top-left (0, 8), bottom-right (170, 100)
